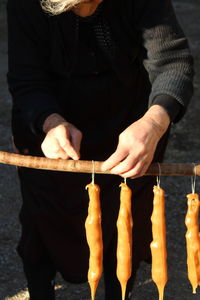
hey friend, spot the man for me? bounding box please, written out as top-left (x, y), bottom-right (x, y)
top-left (7, 0), bottom-right (193, 299)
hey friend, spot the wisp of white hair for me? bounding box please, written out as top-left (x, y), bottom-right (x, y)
top-left (40, 0), bottom-right (88, 15)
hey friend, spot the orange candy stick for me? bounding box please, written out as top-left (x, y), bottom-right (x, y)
top-left (185, 193), bottom-right (200, 293)
top-left (85, 183), bottom-right (103, 300)
top-left (150, 186), bottom-right (168, 300)
top-left (116, 183), bottom-right (133, 300)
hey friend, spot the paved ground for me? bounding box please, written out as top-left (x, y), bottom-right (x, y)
top-left (0, 0), bottom-right (200, 299)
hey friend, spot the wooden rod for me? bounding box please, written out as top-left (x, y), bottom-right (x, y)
top-left (0, 151), bottom-right (199, 176)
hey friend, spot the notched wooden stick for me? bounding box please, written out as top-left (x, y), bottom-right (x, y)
top-left (0, 151), bottom-right (200, 176)
top-left (0, 151), bottom-right (109, 174)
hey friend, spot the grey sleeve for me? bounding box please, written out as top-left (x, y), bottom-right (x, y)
top-left (137, 0), bottom-right (194, 122)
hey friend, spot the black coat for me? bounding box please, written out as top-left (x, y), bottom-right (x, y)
top-left (7, 0), bottom-right (193, 283)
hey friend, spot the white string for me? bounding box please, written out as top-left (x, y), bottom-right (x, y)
top-left (191, 163), bottom-right (197, 194)
top-left (157, 162), bottom-right (161, 188)
top-left (92, 160), bottom-right (95, 184)
top-left (124, 177), bottom-right (127, 185)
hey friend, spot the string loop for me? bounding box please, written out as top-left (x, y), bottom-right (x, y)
top-left (191, 163), bottom-right (197, 194)
top-left (92, 160), bottom-right (95, 184)
top-left (157, 162), bottom-right (161, 188)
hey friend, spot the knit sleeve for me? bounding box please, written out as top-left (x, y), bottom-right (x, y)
top-left (136, 0), bottom-right (194, 122)
top-left (7, 0), bottom-right (63, 135)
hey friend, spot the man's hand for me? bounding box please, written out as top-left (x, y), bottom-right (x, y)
top-left (102, 105), bottom-right (170, 178)
top-left (41, 113), bottom-right (82, 160)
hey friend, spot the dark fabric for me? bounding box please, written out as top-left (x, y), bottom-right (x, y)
top-left (23, 257), bottom-right (56, 300)
top-left (7, 0), bottom-right (193, 136)
top-left (152, 94), bottom-right (182, 122)
top-left (6, 0), bottom-right (193, 292)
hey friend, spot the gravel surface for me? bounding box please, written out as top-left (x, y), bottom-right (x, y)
top-left (0, 0), bottom-right (200, 299)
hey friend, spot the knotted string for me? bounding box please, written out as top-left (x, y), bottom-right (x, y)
top-left (92, 160), bottom-right (95, 184)
top-left (157, 162), bottom-right (161, 188)
top-left (191, 163), bottom-right (197, 194)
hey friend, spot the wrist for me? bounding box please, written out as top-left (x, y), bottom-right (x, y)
top-left (143, 105), bottom-right (170, 138)
top-left (43, 113), bottom-right (67, 134)
top-left (152, 95), bottom-right (182, 123)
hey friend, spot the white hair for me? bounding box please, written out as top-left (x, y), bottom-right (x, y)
top-left (40, 0), bottom-right (88, 15)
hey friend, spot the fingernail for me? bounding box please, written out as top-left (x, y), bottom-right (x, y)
top-left (101, 163), bottom-right (108, 171)
top-left (73, 156), bottom-right (79, 160)
top-left (73, 154), bottom-right (80, 160)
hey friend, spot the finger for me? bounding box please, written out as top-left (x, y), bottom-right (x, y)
top-left (57, 129), bottom-right (80, 160)
top-left (102, 148), bottom-right (128, 171)
top-left (121, 161), bottom-right (150, 179)
top-left (42, 139), bottom-right (70, 159)
top-left (45, 150), bottom-right (70, 160)
top-left (109, 154), bottom-right (137, 175)
top-left (70, 130), bottom-right (82, 159)
top-left (59, 138), bottom-right (79, 160)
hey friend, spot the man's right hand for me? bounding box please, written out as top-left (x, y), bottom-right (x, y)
top-left (41, 113), bottom-right (82, 160)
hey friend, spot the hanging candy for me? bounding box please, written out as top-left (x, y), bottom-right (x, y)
top-left (150, 170), bottom-right (168, 300)
top-left (116, 180), bottom-right (133, 300)
top-left (85, 162), bottom-right (103, 300)
top-left (185, 192), bottom-right (200, 293)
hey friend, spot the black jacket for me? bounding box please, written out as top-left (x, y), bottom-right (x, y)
top-left (7, 0), bottom-right (193, 152)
